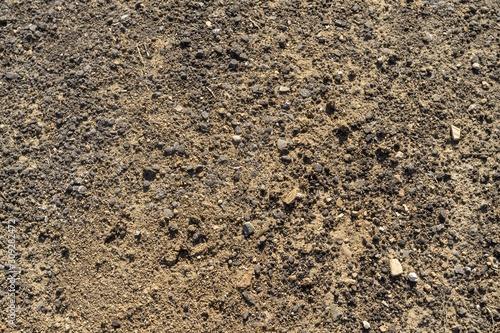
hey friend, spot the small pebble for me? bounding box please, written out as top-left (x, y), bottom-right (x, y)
top-left (229, 59), bottom-right (238, 70)
top-left (363, 321), bottom-right (371, 330)
top-left (5, 72), bottom-right (19, 80)
top-left (408, 272), bottom-right (419, 282)
top-left (450, 125), bottom-right (460, 141)
top-left (232, 135), bottom-right (242, 143)
top-left (241, 291), bottom-right (256, 305)
top-left (243, 222), bottom-right (255, 236)
top-left (336, 197), bottom-right (344, 208)
top-left (277, 138), bottom-right (288, 151)
top-left (283, 188), bottom-right (298, 205)
top-left (454, 265), bottom-right (465, 275)
top-left (389, 259), bottom-right (403, 277)
top-left (164, 209), bottom-right (174, 219)
top-left (457, 307), bottom-right (467, 316)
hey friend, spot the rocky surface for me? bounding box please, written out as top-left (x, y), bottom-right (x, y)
top-left (0, 0), bottom-right (499, 332)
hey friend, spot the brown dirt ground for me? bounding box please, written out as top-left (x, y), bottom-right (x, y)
top-left (0, 0), bottom-right (499, 332)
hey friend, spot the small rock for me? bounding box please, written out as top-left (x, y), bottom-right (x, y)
top-left (389, 259), bottom-right (403, 277)
top-left (439, 209), bottom-right (447, 222)
top-left (277, 138), bottom-right (288, 151)
top-left (301, 277), bottom-right (313, 286)
top-left (235, 270), bottom-right (253, 289)
top-left (229, 59), bottom-right (238, 70)
top-left (5, 72), bottom-right (20, 80)
top-left (180, 38), bottom-right (191, 47)
top-left (336, 197), bottom-right (344, 208)
top-left (279, 86), bottom-right (290, 92)
top-left (299, 89), bottom-right (311, 98)
top-left (394, 151), bottom-right (405, 159)
top-left (408, 272), bottom-right (419, 282)
top-left (450, 125), bottom-right (460, 141)
top-left (243, 222), bottom-right (255, 236)
top-left (232, 135), bottom-right (242, 144)
top-left (330, 306), bottom-right (342, 321)
top-left (454, 265), bottom-right (465, 275)
top-left (195, 50), bottom-right (205, 59)
top-left (456, 307), bottom-right (467, 317)
top-left (430, 224), bottom-right (445, 233)
top-left (471, 62), bottom-right (480, 70)
top-left (168, 223), bottom-right (178, 233)
top-left (283, 188), bottom-right (298, 205)
top-left (164, 209), bottom-right (174, 219)
top-left (362, 321), bottom-right (371, 330)
top-left (241, 291), bottom-right (256, 306)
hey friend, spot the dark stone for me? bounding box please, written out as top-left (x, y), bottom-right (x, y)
top-left (180, 38), bottom-right (191, 48)
top-left (195, 50), bottom-right (204, 59)
top-left (439, 209), bottom-right (447, 222)
top-left (5, 72), bottom-right (20, 80)
top-left (111, 320), bottom-right (121, 328)
top-left (241, 291), bottom-right (256, 305)
top-left (229, 59), bottom-right (239, 70)
top-left (243, 222), bottom-right (255, 236)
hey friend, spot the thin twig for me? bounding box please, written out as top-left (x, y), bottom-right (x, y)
top-left (485, 306), bottom-right (495, 332)
top-left (317, 136), bottom-right (330, 147)
top-left (136, 45), bottom-right (145, 66)
top-left (248, 17), bottom-right (259, 28)
top-left (205, 86), bottom-right (216, 98)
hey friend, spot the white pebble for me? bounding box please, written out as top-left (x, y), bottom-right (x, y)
top-left (408, 272), bottom-right (419, 282)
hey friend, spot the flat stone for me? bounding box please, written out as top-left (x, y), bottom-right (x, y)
top-left (336, 197), bottom-right (344, 208)
top-left (277, 138), bottom-right (288, 151)
top-left (5, 72), bottom-right (19, 80)
top-left (279, 85), bottom-right (290, 92)
top-left (450, 125), bottom-right (460, 141)
top-left (235, 270), bottom-right (253, 289)
top-left (232, 135), bottom-right (242, 143)
top-left (389, 259), bottom-right (403, 276)
top-left (283, 188), bottom-right (298, 205)
top-left (330, 305), bottom-right (342, 321)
